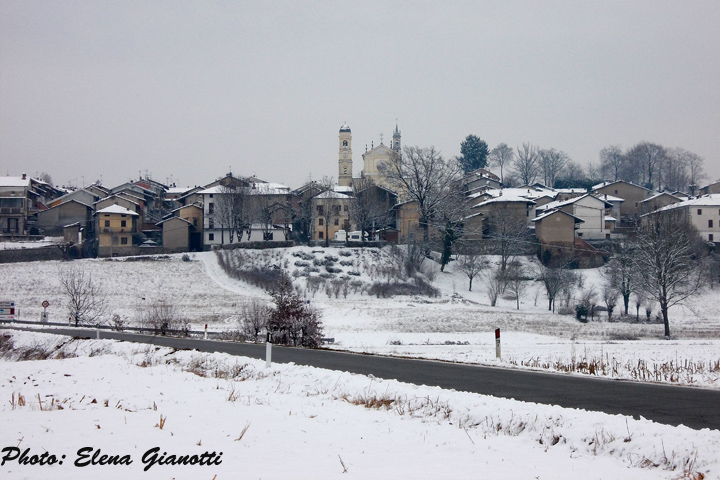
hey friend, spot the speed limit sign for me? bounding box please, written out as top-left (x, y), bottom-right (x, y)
top-left (42, 300), bottom-right (50, 308)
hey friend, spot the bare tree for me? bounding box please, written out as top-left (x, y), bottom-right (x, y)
top-left (485, 215), bottom-right (532, 271)
top-left (667, 147), bottom-right (705, 194)
top-left (488, 143), bottom-right (514, 185)
top-left (59, 266), bottom-right (108, 326)
top-left (555, 160), bottom-right (588, 189)
top-left (537, 264), bottom-right (577, 312)
top-left (684, 149), bottom-right (706, 194)
top-left (512, 143), bottom-right (540, 185)
top-left (214, 185), bottom-right (248, 244)
top-left (458, 247), bottom-right (487, 291)
top-left (586, 161), bottom-right (603, 185)
top-left (484, 266), bottom-right (505, 307)
top-left (239, 299), bottom-right (270, 342)
top-left (603, 240), bottom-right (635, 315)
top-left (539, 148), bottom-right (569, 188)
top-left (632, 210), bottom-right (704, 336)
top-left (505, 261), bottom-right (527, 310)
top-left (602, 284), bottom-right (619, 321)
top-left (577, 287), bottom-right (598, 321)
top-left (378, 145), bottom-right (463, 242)
top-left (626, 142), bottom-right (666, 190)
top-left (431, 186), bottom-right (469, 272)
top-left (350, 177), bottom-right (395, 242)
top-left (599, 145), bottom-right (625, 182)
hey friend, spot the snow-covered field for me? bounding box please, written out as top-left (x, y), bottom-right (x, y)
top-left (1, 330), bottom-right (718, 479)
top-left (1, 246), bottom-right (719, 478)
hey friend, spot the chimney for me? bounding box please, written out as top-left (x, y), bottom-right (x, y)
top-left (22, 172), bottom-right (26, 180)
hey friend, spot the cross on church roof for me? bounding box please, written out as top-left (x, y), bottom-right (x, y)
top-left (379, 133), bottom-right (384, 144)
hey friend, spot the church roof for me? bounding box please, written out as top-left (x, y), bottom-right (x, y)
top-left (339, 123), bottom-right (351, 132)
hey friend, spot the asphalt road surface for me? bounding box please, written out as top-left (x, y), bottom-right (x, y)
top-left (6, 326), bottom-right (720, 431)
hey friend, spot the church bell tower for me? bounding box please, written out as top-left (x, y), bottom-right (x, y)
top-left (338, 123), bottom-right (352, 187)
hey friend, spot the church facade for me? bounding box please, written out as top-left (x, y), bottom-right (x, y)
top-left (337, 123), bottom-right (401, 190)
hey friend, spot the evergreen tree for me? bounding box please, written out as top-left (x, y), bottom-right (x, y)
top-left (458, 135), bottom-right (489, 173)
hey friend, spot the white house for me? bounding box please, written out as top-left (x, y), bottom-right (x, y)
top-left (536, 194), bottom-right (613, 240)
top-left (649, 194), bottom-right (720, 244)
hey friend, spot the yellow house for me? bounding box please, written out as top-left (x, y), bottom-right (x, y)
top-left (96, 205), bottom-right (139, 256)
top-left (311, 191), bottom-right (353, 242)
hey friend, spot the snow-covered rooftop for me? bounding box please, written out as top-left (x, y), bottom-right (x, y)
top-left (0, 176), bottom-right (31, 188)
top-left (531, 209), bottom-right (584, 223)
top-left (639, 192), bottom-right (680, 204)
top-left (315, 190), bottom-right (351, 200)
top-left (652, 194), bottom-right (720, 214)
top-left (96, 205), bottom-right (139, 215)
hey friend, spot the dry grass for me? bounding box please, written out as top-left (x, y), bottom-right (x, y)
top-left (155, 415), bottom-right (167, 430)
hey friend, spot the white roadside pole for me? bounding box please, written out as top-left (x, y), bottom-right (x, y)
top-left (495, 328), bottom-right (501, 360)
top-left (204, 324), bottom-right (208, 340)
top-left (265, 332), bottom-right (272, 368)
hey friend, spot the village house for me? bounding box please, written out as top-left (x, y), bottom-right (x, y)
top-left (96, 205), bottom-right (139, 257)
top-left (638, 192), bottom-right (682, 216)
top-left (646, 194), bottom-right (720, 244)
top-left (698, 180), bottom-right (720, 196)
top-left (591, 180), bottom-right (652, 223)
top-left (536, 194), bottom-right (613, 240)
top-left (312, 190), bottom-right (353, 243)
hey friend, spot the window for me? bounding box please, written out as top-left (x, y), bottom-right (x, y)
top-left (318, 218), bottom-right (324, 226)
top-left (710, 220), bottom-right (714, 228)
top-left (698, 209), bottom-right (702, 215)
top-left (318, 231), bottom-right (324, 239)
top-left (208, 203), bottom-right (214, 214)
top-left (208, 219), bottom-right (214, 229)
top-left (120, 237), bottom-right (128, 245)
top-left (614, 190), bottom-right (618, 195)
top-left (192, 218), bottom-right (197, 227)
top-left (208, 233), bottom-right (215, 241)
top-left (710, 234), bottom-right (714, 242)
top-left (344, 205), bottom-right (348, 212)
top-left (104, 220), bottom-right (110, 227)
top-left (121, 220), bottom-right (127, 228)
top-left (333, 205), bottom-right (340, 214)
top-left (334, 218), bottom-right (339, 226)
top-left (317, 205), bottom-right (324, 215)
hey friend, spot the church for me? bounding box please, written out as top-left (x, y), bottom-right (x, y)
top-left (337, 122), bottom-right (401, 190)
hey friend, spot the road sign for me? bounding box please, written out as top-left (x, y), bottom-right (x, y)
top-left (42, 300), bottom-right (50, 309)
top-left (0, 301), bottom-right (15, 320)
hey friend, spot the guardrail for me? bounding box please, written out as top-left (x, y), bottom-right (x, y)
top-left (0, 319), bottom-right (336, 344)
top-left (0, 318), bottom-right (227, 339)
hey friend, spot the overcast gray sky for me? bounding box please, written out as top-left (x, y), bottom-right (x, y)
top-left (1, 1), bottom-right (719, 189)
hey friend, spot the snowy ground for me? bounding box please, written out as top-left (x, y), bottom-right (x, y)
top-left (2, 247), bottom-right (718, 388)
top-left (0, 237), bottom-right (63, 250)
top-left (1, 330), bottom-right (718, 479)
top-left (0, 246), bottom-right (719, 478)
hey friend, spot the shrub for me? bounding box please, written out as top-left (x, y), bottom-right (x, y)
top-left (138, 302), bottom-right (191, 336)
top-left (238, 299), bottom-right (270, 343)
top-left (575, 304), bottom-right (588, 322)
top-left (267, 276), bottom-right (323, 348)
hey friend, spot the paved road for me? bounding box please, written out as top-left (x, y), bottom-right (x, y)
top-left (6, 326), bottom-right (720, 431)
